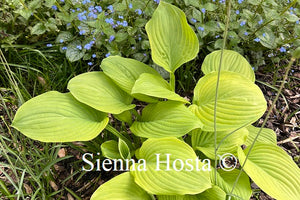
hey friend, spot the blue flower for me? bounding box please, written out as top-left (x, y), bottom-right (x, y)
top-left (78, 12), bottom-right (87, 21)
top-left (109, 35), bottom-right (115, 43)
top-left (135, 9), bottom-right (142, 15)
top-left (296, 20), bottom-right (299, 24)
top-left (70, 9), bottom-right (75, 13)
top-left (244, 31), bottom-right (249, 36)
top-left (118, 15), bottom-right (124, 19)
top-left (154, 0), bottom-right (160, 4)
top-left (254, 38), bottom-right (260, 42)
top-left (279, 47), bottom-right (286, 52)
top-left (67, 23), bottom-right (71, 27)
top-left (59, 39), bottom-right (64, 43)
top-left (79, 30), bottom-right (86, 35)
top-left (105, 18), bottom-right (114, 24)
top-left (238, 0), bottom-right (244, 4)
top-left (84, 43), bottom-right (92, 50)
top-left (52, 5), bottom-right (57, 10)
top-left (76, 45), bottom-right (82, 50)
top-left (198, 26), bottom-right (204, 31)
top-left (46, 44), bottom-right (52, 47)
top-left (240, 21), bottom-right (246, 26)
top-left (191, 18), bottom-right (197, 23)
top-left (201, 8), bottom-right (206, 13)
top-left (82, 0), bottom-right (91, 5)
top-left (60, 0), bottom-right (64, 2)
top-left (88, 62), bottom-right (93, 66)
top-left (122, 21), bottom-right (128, 27)
top-left (62, 46), bottom-right (67, 50)
top-left (95, 6), bottom-right (102, 13)
top-left (129, 3), bottom-right (133, 9)
top-left (92, 54), bottom-right (96, 58)
top-left (215, 35), bottom-right (220, 38)
top-left (107, 5), bottom-right (114, 13)
top-left (236, 10), bottom-right (240, 15)
top-left (262, 33), bottom-right (266, 37)
top-left (258, 19), bottom-right (263, 24)
top-left (105, 52), bottom-right (111, 57)
top-left (143, 53), bottom-right (147, 56)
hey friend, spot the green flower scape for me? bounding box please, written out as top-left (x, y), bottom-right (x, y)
top-left (7, 1), bottom-right (300, 200)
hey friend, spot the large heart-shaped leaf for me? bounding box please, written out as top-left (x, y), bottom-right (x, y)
top-left (130, 101), bottom-right (203, 138)
top-left (12, 91), bottom-right (108, 142)
top-left (238, 143), bottom-right (300, 200)
top-left (91, 172), bottom-right (152, 200)
top-left (191, 128), bottom-right (248, 159)
top-left (132, 73), bottom-right (189, 103)
top-left (201, 50), bottom-right (255, 82)
top-left (100, 56), bottom-right (160, 103)
top-left (131, 137), bottom-right (211, 195)
top-left (211, 169), bottom-right (252, 200)
top-left (192, 71), bottom-right (266, 131)
top-left (68, 72), bottom-right (135, 114)
top-left (145, 1), bottom-right (199, 73)
top-left (245, 125), bottom-right (277, 146)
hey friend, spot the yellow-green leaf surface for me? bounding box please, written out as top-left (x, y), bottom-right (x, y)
top-left (201, 50), bottom-right (255, 82)
top-left (68, 72), bottom-right (135, 114)
top-left (101, 56), bottom-right (160, 102)
top-left (130, 101), bottom-right (203, 138)
top-left (131, 138), bottom-right (211, 195)
top-left (132, 73), bottom-right (189, 103)
top-left (146, 1), bottom-right (199, 73)
top-left (158, 186), bottom-right (226, 200)
top-left (192, 71), bottom-right (266, 131)
top-left (212, 169), bottom-right (252, 200)
top-left (191, 128), bottom-right (248, 159)
top-left (238, 143), bottom-right (300, 200)
top-left (91, 172), bottom-right (152, 200)
top-left (12, 91), bottom-right (108, 142)
top-left (245, 125), bottom-right (277, 146)
top-left (101, 140), bottom-right (122, 159)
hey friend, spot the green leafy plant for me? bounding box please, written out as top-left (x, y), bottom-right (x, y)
top-left (11, 1), bottom-right (300, 199)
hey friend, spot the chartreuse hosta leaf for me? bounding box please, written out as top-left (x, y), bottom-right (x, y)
top-left (68, 71), bottom-right (135, 114)
top-left (157, 186), bottom-right (226, 199)
top-left (238, 143), bottom-right (300, 200)
top-left (131, 73), bottom-right (189, 103)
top-left (212, 169), bottom-right (252, 200)
top-left (192, 71), bottom-right (266, 131)
top-left (12, 91), bottom-right (108, 142)
top-left (145, 1), bottom-right (199, 73)
top-left (191, 128), bottom-right (248, 159)
top-left (201, 50), bottom-right (255, 82)
top-left (101, 140), bottom-right (122, 159)
top-left (245, 125), bottom-right (277, 146)
top-left (131, 137), bottom-right (211, 195)
top-left (101, 56), bottom-right (160, 103)
top-left (130, 101), bottom-right (203, 138)
top-left (91, 172), bottom-right (152, 200)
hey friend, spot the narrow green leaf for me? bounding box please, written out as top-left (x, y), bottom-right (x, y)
top-left (118, 138), bottom-right (131, 160)
top-left (12, 91), bottom-right (108, 142)
top-left (68, 72), bottom-right (135, 114)
top-left (146, 1), bottom-right (199, 73)
top-left (191, 128), bottom-right (248, 159)
top-left (101, 140), bottom-right (122, 159)
top-left (131, 138), bottom-right (211, 195)
top-left (130, 101), bottom-right (203, 138)
top-left (132, 73), bottom-right (189, 103)
top-left (101, 56), bottom-right (160, 103)
top-left (192, 71), bottom-right (266, 131)
top-left (201, 50), bottom-right (255, 82)
top-left (238, 143), bottom-right (300, 200)
top-left (91, 172), bottom-right (152, 200)
top-left (245, 125), bottom-right (277, 146)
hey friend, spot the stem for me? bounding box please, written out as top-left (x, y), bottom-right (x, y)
top-left (213, 0), bottom-right (231, 184)
top-left (228, 57), bottom-right (296, 199)
top-left (170, 72), bottom-right (176, 91)
top-left (105, 124), bottom-right (134, 150)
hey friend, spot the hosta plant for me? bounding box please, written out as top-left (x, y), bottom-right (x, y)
top-left (12, 1), bottom-right (300, 200)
